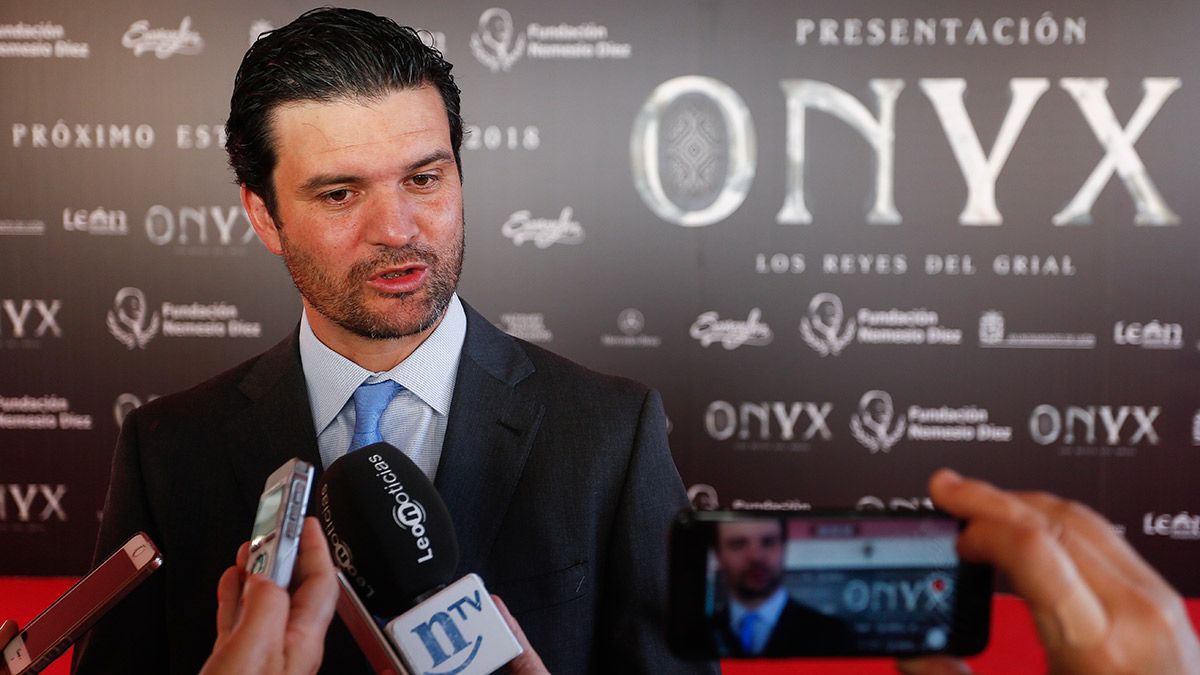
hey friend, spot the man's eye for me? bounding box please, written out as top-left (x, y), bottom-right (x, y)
top-left (323, 189), bottom-right (352, 203)
top-left (411, 173), bottom-right (439, 188)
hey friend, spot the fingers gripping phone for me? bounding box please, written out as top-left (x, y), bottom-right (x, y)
top-left (247, 458), bottom-right (314, 587)
top-left (2, 533), bottom-right (162, 675)
top-left (669, 509), bottom-right (993, 659)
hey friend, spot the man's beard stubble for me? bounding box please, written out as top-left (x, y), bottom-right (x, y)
top-left (733, 563), bottom-right (784, 602)
top-left (279, 227), bottom-right (464, 341)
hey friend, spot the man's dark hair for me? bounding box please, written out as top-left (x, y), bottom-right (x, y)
top-left (711, 517), bottom-right (787, 552)
top-left (225, 7), bottom-right (463, 218)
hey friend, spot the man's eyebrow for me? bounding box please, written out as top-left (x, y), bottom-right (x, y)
top-left (404, 149), bottom-right (455, 173)
top-left (299, 173), bottom-right (361, 194)
top-left (298, 150), bottom-right (456, 194)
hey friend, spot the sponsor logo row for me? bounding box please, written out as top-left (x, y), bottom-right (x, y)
top-left (0, 289), bottom-right (261, 350)
top-left (15, 383), bottom-right (1186, 465)
top-left (0, 392), bottom-right (154, 433)
top-left (0, 292), bottom-right (1186, 357)
top-left (703, 395), bottom-right (1168, 456)
top-left (2, 9), bottom-right (629, 66)
top-left (4, 205), bottom-right (573, 252)
top-left (8, 383), bottom-right (1193, 459)
top-left (3, 10), bottom-right (1099, 66)
top-left (5, 206), bottom-right (1105, 287)
top-left (688, 301), bottom-right (1181, 354)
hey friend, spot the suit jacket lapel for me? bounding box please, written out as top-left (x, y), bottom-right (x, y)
top-left (436, 302), bottom-right (543, 576)
top-left (229, 328), bottom-right (324, 514)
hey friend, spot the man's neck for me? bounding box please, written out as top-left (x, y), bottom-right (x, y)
top-left (303, 304), bottom-right (443, 372)
top-left (733, 586), bottom-right (785, 613)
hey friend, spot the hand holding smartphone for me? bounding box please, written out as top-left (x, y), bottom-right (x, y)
top-left (246, 458), bottom-right (314, 587)
top-left (669, 509), bottom-right (993, 659)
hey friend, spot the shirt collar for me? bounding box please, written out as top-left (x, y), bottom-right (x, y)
top-left (298, 294), bottom-right (466, 436)
top-left (728, 586), bottom-right (789, 628)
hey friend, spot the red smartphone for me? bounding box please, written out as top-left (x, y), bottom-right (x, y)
top-left (3, 532), bottom-right (162, 675)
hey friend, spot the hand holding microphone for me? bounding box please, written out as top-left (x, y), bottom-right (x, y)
top-left (317, 442), bottom-right (529, 675)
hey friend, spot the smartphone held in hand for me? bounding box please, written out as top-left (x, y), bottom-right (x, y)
top-left (668, 509), bottom-right (993, 659)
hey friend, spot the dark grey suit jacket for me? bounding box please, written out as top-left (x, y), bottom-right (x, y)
top-left (73, 302), bottom-right (713, 674)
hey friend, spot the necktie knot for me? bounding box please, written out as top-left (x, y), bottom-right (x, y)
top-left (349, 380), bottom-right (401, 452)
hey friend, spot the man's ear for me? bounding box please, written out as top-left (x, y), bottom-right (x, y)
top-left (241, 185), bottom-right (283, 255)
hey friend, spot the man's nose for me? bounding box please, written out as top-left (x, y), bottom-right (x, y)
top-left (365, 190), bottom-right (421, 246)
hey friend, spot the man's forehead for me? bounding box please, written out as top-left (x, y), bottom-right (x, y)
top-left (267, 88), bottom-right (451, 170)
top-left (718, 520), bottom-right (783, 541)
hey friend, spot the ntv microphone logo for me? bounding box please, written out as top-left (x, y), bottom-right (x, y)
top-left (389, 575), bottom-right (523, 675)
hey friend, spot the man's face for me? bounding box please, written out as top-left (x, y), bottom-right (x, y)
top-left (715, 521), bottom-right (785, 603)
top-left (244, 86), bottom-right (463, 343)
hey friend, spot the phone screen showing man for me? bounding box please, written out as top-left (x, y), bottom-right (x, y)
top-left (704, 516), bottom-right (964, 656)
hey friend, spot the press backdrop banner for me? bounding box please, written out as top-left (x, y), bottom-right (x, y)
top-left (2, 1), bottom-right (1198, 594)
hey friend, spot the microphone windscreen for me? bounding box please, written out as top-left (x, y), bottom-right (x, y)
top-left (317, 442), bottom-right (459, 616)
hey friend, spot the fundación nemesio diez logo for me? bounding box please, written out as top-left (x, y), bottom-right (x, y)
top-left (850, 390), bottom-right (906, 453)
top-left (850, 390), bottom-right (1011, 453)
top-left (470, 8), bottom-right (524, 72)
top-left (107, 287), bottom-right (160, 349)
top-left (470, 7), bottom-right (629, 72)
top-left (106, 287), bottom-right (261, 349)
top-left (800, 293), bottom-right (855, 356)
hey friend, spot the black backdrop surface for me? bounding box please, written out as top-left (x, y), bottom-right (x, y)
top-left (2, 1), bottom-right (1198, 594)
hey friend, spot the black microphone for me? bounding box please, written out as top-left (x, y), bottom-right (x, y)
top-left (317, 442), bottom-right (458, 615)
top-left (317, 443), bottom-right (522, 674)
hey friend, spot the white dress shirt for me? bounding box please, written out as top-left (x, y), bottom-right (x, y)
top-left (298, 294), bottom-right (466, 480)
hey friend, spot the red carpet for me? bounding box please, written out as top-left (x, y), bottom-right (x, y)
top-left (2, 576), bottom-right (1198, 673)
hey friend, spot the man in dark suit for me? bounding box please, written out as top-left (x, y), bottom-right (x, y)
top-left (73, 8), bottom-right (710, 674)
top-left (709, 519), bottom-right (848, 657)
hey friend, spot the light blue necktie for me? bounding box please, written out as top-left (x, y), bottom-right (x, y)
top-left (738, 612), bottom-right (760, 654)
top-left (348, 380), bottom-right (401, 452)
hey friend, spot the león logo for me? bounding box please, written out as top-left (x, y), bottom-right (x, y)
top-left (800, 293), bottom-right (855, 356)
top-left (1143, 511), bottom-right (1200, 540)
top-left (850, 390), bottom-right (906, 453)
top-left (470, 8), bottom-right (524, 72)
top-left (107, 287), bottom-right (160, 350)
